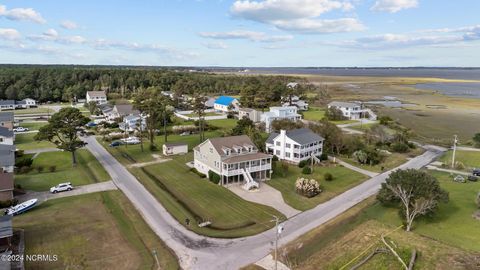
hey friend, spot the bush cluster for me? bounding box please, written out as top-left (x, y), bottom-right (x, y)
top-left (295, 178), bottom-right (322, 198)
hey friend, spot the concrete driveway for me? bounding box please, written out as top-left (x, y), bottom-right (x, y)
top-left (228, 183), bottom-right (300, 218)
top-left (16, 181), bottom-right (117, 203)
top-left (84, 136), bottom-right (445, 270)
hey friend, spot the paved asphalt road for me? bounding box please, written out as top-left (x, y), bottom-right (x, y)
top-left (84, 136), bottom-right (445, 270)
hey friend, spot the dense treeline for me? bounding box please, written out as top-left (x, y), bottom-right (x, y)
top-left (0, 65), bottom-right (301, 103)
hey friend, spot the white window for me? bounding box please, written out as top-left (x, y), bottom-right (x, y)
top-left (285, 152), bottom-right (290, 158)
top-left (286, 143), bottom-right (291, 149)
top-left (275, 150), bottom-right (280, 155)
top-left (276, 141), bottom-right (280, 146)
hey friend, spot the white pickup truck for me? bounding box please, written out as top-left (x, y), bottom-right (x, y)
top-left (13, 127), bottom-right (29, 132)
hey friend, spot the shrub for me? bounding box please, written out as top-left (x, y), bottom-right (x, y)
top-left (379, 116), bottom-right (393, 125)
top-left (15, 156), bottom-right (33, 168)
top-left (208, 170), bottom-right (221, 184)
top-left (190, 168), bottom-right (206, 178)
top-left (272, 155), bottom-right (279, 162)
top-left (149, 144), bottom-right (158, 151)
top-left (454, 161), bottom-right (465, 170)
top-left (298, 160), bottom-right (308, 168)
top-left (319, 152), bottom-right (329, 161)
top-left (15, 150), bottom-right (24, 158)
top-left (0, 199), bottom-right (18, 208)
top-left (302, 166), bottom-right (312, 175)
top-left (295, 177), bottom-right (322, 198)
top-left (49, 165), bottom-right (57, 172)
top-left (324, 172), bottom-right (333, 181)
top-left (391, 142), bottom-right (409, 153)
top-left (36, 166), bottom-right (44, 173)
top-left (278, 162), bottom-right (289, 177)
top-left (19, 166), bottom-right (32, 174)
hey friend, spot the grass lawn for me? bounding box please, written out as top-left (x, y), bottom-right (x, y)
top-left (99, 130), bottom-right (224, 165)
top-left (302, 107), bottom-right (325, 121)
top-left (13, 107), bottom-right (54, 115)
top-left (13, 191), bottom-right (179, 270)
top-left (280, 200), bottom-right (478, 270)
top-left (207, 118), bottom-right (238, 129)
top-left (438, 150), bottom-right (480, 170)
top-left (15, 133), bottom-right (55, 150)
top-left (267, 163), bottom-right (368, 211)
top-left (17, 121), bottom-right (47, 131)
top-left (130, 156), bottom-right (285, 238)
top-left (15, 149), bottom-right (110, 191)
top-left (341, 148), bottom-right (425, 173)
top-left (277, 169), bottom-right (480, 269)
top-left (348, 121), bottom-right (380, 131)
top-left (184, 112), bottom-right (221, 117)
top-left (331, 119), bottom-right (359, 125)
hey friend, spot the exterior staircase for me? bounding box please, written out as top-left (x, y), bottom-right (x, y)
top-left (242, 169), bottom-right (259, 191)
top-left (363, 108), bottom-right (378, 120)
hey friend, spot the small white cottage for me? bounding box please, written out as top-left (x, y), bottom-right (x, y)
top-left (163, 142), bottom-right (188, 156)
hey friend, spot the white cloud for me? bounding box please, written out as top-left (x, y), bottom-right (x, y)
top-left (230, 0), bottom-right (363, 34)
top-left (371, 0), bottom-right (418, 13)
top-left (93, 39), bottom-right (199, 60)
top-left (199, 30), bottom-right (293, 42)
top-left (60, 20), bottom-right (78, 30)
top-left (203, 41), bottom-right (229, 49)
top-left (0, 28), bottom-right (21, 40)
top-left (28, 29), bottom-right (86, 44)
top-left (333, 25), bottom-right (480, 50)
top-left (0, 5), bottom-right (46, 24)
top-left (273, 18), bottom-right (365, 34)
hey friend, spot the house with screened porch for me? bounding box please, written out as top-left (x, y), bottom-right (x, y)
top-left (194, 135), bottom-right (273, 186)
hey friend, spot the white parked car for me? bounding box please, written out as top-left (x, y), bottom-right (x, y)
top-left (13, 127), bottom-right (29, 132)
top-left (121, 137), bottom-right (141, 145)
top-left (50, 182), bottom-right (74, 193)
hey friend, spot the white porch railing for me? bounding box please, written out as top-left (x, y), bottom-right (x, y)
top-left (223, 164), bottom-right (272, 177)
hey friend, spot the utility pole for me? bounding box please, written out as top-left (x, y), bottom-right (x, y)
top-left (271, 215), bottom-right (284, 270)
top-left (452, 135), bottom-right (458, 168)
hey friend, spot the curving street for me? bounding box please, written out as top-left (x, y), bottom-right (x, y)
top-left (84, 136), bottom-right (445, 270)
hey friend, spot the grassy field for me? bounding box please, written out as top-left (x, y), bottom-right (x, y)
top-left (130, 156), bottom-right (285, 238)
top-left (15, 132), bottom-right (55, 150)
top-left (207, 118), bottom-right (238, 129)
top-left (15, 149), bottom-right (110, 191)
top-left (14, 191), bottom-right (179, 270)
top-left (341, 148), bottom-right (424, 173)
top-left (276, 170), bottom-right (480, 269)
top-left (17, 121), bottom-right (48, 131)
top-left (13, 107), bottom-right (54, 115)
top-left (184, 112), bottom-right (221, 117)
top-left (438, 150), bottom-right (480, 170)
top-left (267, 163), bottom-right (368, 211)
top-left (302, 107), bottom-right (325, 121)
top-left (99, 130), bottom-right (224, 165)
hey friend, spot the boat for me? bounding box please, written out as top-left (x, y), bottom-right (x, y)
top-left (5, 199), bottom-right (38, 216)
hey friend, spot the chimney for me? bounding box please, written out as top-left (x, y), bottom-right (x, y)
top-left (280, 130), bottom-right (286, 136)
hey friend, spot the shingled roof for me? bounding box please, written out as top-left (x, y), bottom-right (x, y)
top-left (267, 128), bottom-right (324, 145)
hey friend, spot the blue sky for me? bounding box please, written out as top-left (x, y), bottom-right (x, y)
top-left (0, 0), bottom-right (479, 66)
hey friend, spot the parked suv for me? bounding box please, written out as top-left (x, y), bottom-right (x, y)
top-left (50, 182), bottom-right (73, 193)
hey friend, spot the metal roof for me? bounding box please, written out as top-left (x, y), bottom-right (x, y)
top-left (0, 112), bottom-right (14, 122)
top-left (267, 128), bottom-right (324, 145)
top-left (0, 127), bottom-right (13, 137)
top-left (328, 101), bottom-right (360, 108)
top-left (214, 96), bottom-right (236, 106)
top-left (0, 145), bottom-right (15, 167)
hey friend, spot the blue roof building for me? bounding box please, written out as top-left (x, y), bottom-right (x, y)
top-left (214, 96), bottom-right (239, 113)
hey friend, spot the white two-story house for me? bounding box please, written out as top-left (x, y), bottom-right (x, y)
top-left (194, 135), bottom-right (272, 186)
top-left (266, 128), bottom-right (324, 164)
top-left (327, 101), bottom-right (363, 120)
top-left (261, 106), bottom-right (302, 132)
top-left (86, 91), bottom-right (108, 105)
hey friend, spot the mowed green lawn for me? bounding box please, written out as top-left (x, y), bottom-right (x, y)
top-left (131, 157), bottom-right (285, 238)
top-left (18, 121), bottom-right (48, 131)
top-left (15, 133), bottom-right (55, 150)
top-left (438, 150), bottom-right (480, 170)
top-left (15, 149), bottom-right (110, 191)
top-left (267, 163), bottom-right (368, 211)
top-left (207, 118), bottom-right (238, 129)
top-left (14, 191), bottom-right (178, 270)
top-left (341, 148), bottom-right (425, 173)
top-left (100, 130), bottom-right (225, 165)
top-left (13, 107), bottom-right (54, 115)
top-left (365, 171), bottom-right (480, 252)
top-left (302, 107), bottom-right (326, 121)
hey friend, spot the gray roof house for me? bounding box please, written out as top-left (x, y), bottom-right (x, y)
top-left (266, 128), bottom-right (324, 164)
top-left (0, 127), bottom-right (14, 145)
top-left (0, 145), bottom-right (15, 173)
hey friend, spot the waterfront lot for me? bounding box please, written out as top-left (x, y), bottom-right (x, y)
top-left (13, 191), bottom-right (179, 270)
top-left (15, 149), bottom-right (110, 191)
top-left (341, 148), bottom-right (425, 173)
top-left (438, 150), bottom-right (480, 170)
